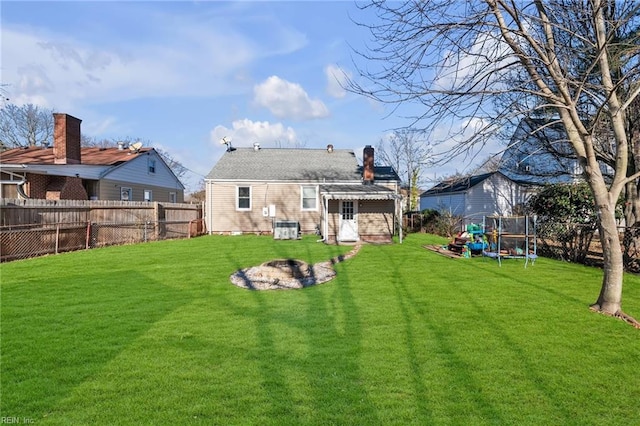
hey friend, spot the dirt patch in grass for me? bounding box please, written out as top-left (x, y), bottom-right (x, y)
top-left (230, 245), bottom-right (361, 290)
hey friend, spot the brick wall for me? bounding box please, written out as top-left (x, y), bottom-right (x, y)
top-left (25, 173), bottom-right (88, 200)
top-left (53, 113), bottom-right (82, 165)
top-left (60, 177), bottom-right (88, 200)
top-left (363, 145), bottom-right (375, 183)
top-left (27, 173), bottom-right (48, 199)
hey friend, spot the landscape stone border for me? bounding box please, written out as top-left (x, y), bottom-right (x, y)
top-left (229, 244), bottom-right (361, 290)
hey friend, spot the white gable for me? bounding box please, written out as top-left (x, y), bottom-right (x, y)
top-left (420, 173), bottom-right (534, 223)
top-left (102, 151), bottom-right (184, 190)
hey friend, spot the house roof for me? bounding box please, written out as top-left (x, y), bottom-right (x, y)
top-left (361, 166), bottom-right (399, 182)
top-left (498, 117), bottom-right (582, 185)
top-left (420, 171), bottom-right (537, 198)
top-left (0, 146), bottom-right (185, 189)
top-left (320, 184), bottom-right (399, 200)
top-left (0, 146), bottom-right (154, 166)
top-left (206, 148), bottom-right (400, 182)
top-left (420, 172), bottom-right (496, 197)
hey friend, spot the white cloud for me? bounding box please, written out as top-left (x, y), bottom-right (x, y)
top-left (432, 31), bottom-right (511, 92)
top-left (1, 2), bottom-right (309, 110)
top-left (2, 28), bottom-right (241, 109)
top-left (210, 118), bottom-right (298, 149)
top-left (253, 76), bottom-right (329, 120)
top-left (324, 64), bottom-right (351, 99)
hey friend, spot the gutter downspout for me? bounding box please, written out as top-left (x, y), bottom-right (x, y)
top-left (0, 179), bottom-right (29, 198)
top-left (397, 194), bottom-right (403, 244)
top-left (205, 180), bottom-right (213, 235)
top-left (317, 195), bottom-right (328, 243)
top-left (0, 167), bottom-right (29, 199)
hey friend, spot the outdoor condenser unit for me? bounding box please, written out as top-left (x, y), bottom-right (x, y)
top-left (273, 220), bottom-right (300, 240)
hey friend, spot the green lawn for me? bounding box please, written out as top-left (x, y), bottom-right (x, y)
top-left (1, 234), bottom-right (639, 425)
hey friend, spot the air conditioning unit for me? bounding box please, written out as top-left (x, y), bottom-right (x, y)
top-left (274, 220), bottom-right (300, 240)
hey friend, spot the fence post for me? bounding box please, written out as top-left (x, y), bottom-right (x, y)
top-left (55, 224), bottom-right (60, 254)
top-left (86, 221), bottom-right (91, 249)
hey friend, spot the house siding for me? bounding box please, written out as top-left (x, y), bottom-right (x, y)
top-left (324, 199), bottom-right (395, 243)
top-left (420, 193), bottom-right (465, 215)
top-left (98, 179), bottom-right (184, 203)
top-left (103, 152), bottom-right (184, 191)
top-left (207, 181), bottom-right (322, 234)
top-left (466, 176), bottom-right (506, 221)
top-left (357, 200), bottom-right (395, 242)
top-left (420, 174), bottom-right (533, 224)
top-left (466, 174), bottom-right (532, 222)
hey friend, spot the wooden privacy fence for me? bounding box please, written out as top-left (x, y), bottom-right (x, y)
top-left (0, 199), bottom-right (205, 262)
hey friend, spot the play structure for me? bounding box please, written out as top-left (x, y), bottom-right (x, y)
top-left (444, 223), bottom-right (488, 258)
top-left (427, 216), bottom-right (537, 266)
top-left (482, 215), bottom-right (537, 267)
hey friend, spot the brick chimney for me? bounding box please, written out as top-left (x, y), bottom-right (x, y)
top-left (53, 113), bottom-right (82, 164)
top-left (363, 145), bottom-right (374, 184)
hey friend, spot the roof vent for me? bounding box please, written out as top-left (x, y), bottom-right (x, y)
top-left (327, 144), bottom-right (334, 153)
top-left (117, 141), bottom-right (125, 150)
top-left (253, 142), bottom-right (260, 151)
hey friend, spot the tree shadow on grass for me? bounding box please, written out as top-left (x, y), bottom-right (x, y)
top-left (215, 242), bottom-right (381, 424)
top-left (377, 249), bottom-right (505, 423)
top-left (451, 283), bottom-right (578, 421)
top-left (0, 269), bottom-right (192, 420)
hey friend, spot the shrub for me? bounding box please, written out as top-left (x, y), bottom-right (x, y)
top-left (526, 183), bottom-right (598, 263)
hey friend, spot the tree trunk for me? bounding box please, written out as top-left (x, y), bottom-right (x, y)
top-left (623, 125), bottom-right (640, 272)
top-left (591, 190), bottom-right (624, 314)
top-left (623, 180), bottom-right (640, 272)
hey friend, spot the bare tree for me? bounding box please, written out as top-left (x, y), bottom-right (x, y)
top-left (0, 103), bottom-right (54, 148)
top-left (349, 1), bottom-right (640, 326)
top-left (471, 155), bottom-right (502, 175)
top-left (621, 96), bottom-right (640, 272)
top-left (377, 129), bottom-right (431, 211)
top-left (155, 147), bottom-right (188, 181)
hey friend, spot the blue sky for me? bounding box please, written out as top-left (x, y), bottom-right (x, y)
top-left (1, 1), bottom-right (487, 192)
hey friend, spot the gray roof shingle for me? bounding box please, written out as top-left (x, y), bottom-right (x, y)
top-left (207, 148), bottom-right (396, 182)
top-left (420, 172), bottom-right (495, 196)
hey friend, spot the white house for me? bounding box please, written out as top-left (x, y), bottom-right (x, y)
top-left (499, 117), bottom-right (583, 185)
top-left (419, 172), bottom-right (535, 223)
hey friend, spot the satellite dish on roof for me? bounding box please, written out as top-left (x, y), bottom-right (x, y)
top-left (220, 136), bottom-right (234, 152)
top-left (129, 142), bottom-right (143, 152)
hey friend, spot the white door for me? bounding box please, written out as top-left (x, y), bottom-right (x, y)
top-left (339, 200), bottom-right (358, 241)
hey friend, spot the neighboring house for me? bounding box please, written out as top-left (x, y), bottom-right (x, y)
top-left (419, 172), bottom-right (535, 223)
top-left (205, 144), bottom-right (401, 243)
top-left (0, 113), bottom-right (184, 202)
top-left (420, 117), bottom-right (618, 224)
top-left (498, 117), bottom-right (584, 185)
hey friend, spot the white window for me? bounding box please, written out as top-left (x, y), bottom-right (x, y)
top-left (144, 189), bottom-right (153, 202)
top-left (169, 192), bottom-right (177, 203)
top-left (120, 187), bottom-right (132, 201)
top-left (237, 186), bottom-right (251, 210)
top-left (519, 160), bottom-right (531, 173)
top-left (301, 185), bottom-right (318, 210)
